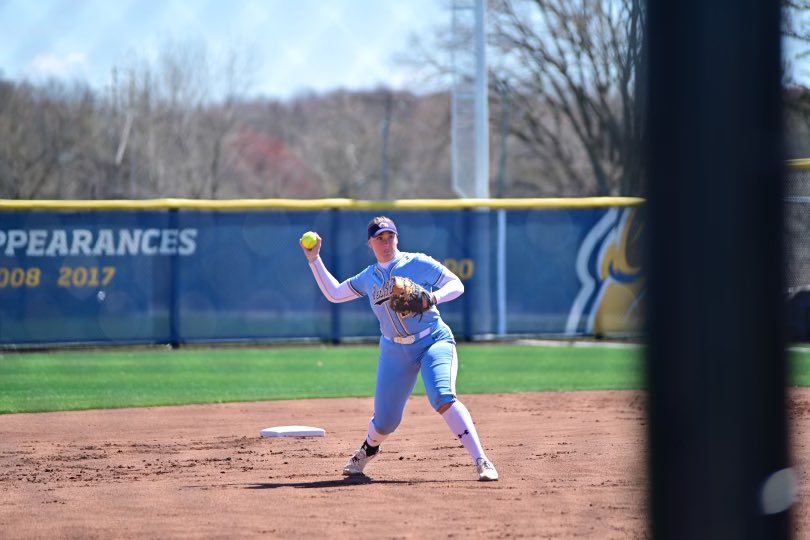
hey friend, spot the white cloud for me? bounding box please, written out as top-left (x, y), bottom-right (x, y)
top-left (0, 0), bottom-right (448, 98)
top-left (26, 52), bottom-right (90, 80)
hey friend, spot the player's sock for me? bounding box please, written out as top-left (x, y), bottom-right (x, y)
top-left (364, 418), bottom-right (388, 453)
top-left (361, 440), bottom-right (379, 456)
top-left (441, 400), bottom-right (488, 462)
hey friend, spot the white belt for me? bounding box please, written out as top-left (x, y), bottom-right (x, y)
top-left (384, 327), bottom-right (431, 345)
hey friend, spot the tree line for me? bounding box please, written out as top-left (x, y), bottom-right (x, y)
top-left (1, 0), bottom-right (808, 201)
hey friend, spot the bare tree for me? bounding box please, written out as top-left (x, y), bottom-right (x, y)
top-left (396, 0), bottom-right (646, 196)
top-left (384, 91), bottom-right (455, 199)
top-left (106, 41), bottom-right (254, 198)
top-left (287, 89), bottom-right (456, 200)
top-left (0, 81), bottom-right (57, 198)
top-left (489, 0), bottom-right (646, 196)
top-left (784, 0), bottom-right (810, 82)
top-left (0, 80), bottom-right (106, 199)
top-left (11, 2), bottom-right (810, 200)
top-left (784, 1), bottom-right (810, 158)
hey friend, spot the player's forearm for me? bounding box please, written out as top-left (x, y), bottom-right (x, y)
top-left (308, 257), bottom-right (358, 303)
top-left (432, 277), bottom-right (464, 304)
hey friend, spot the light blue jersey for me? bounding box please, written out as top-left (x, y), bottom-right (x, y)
top-left (304, 223), bottom-right (497, 479)
top-left (345, 251), bottom-right (459, 426)
top-left (347, 251), bottom-right (450, 341)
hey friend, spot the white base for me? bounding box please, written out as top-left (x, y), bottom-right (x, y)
top-left (260, 425), bottom-right (326, 437)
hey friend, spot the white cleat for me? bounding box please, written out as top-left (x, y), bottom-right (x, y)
top-left (342, 447), bottom-right (379, 476)
top-left (476, 458), bottom-right (499, 481)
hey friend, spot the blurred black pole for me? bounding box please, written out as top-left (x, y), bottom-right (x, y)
top-left (646, 0), bottom-right (792, 539)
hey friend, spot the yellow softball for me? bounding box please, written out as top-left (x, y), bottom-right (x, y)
top-left (300, 231), bottom-right (318, 249)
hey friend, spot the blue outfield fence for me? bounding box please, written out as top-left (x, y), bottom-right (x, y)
top-left (0, 198), bottom-right (645, 347)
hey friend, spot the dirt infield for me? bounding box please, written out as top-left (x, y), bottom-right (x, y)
top-left (2, 389), bottom-right (809, 539)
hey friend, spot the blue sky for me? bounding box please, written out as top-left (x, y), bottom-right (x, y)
top-left (0, 0), bottom-right (447, 99)
top-left (2, 1), bottom-right (806, 100)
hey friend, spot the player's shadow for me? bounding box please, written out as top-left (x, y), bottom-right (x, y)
top-left (245, 477), bottom-right (446, 489)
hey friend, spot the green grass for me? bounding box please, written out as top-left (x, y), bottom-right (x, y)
top-left (2, 343), bottom-right (808, 415)
top-left (789, 346), bottom-right (810, 386)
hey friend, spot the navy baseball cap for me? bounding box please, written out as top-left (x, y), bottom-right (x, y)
top-left (368, 219), bottom-right (398, 238)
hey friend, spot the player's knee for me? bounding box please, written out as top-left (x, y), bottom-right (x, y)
top-left (370, 419), bottom-right (392, 436)
top-left (374, 416), bottom-right (402, 434)
top-left (437, 402), bottom-right (453, 414)
top-left (432, 395), bottom-right (456, 414)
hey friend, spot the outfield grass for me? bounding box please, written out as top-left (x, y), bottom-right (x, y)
top-left (1, 343), bottom-right (808, 414)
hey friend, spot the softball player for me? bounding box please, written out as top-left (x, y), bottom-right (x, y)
top-left (300, 216), bottom-right (498, 481)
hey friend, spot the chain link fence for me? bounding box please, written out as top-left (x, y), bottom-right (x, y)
top-left (785, 159), bottom-right (810, 292)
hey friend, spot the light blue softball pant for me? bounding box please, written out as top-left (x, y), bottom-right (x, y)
top-left (372, 325), bottom-right (458, 434)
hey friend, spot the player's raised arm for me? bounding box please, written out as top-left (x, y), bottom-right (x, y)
top-left (299, 232), bottom-right (360, 303)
